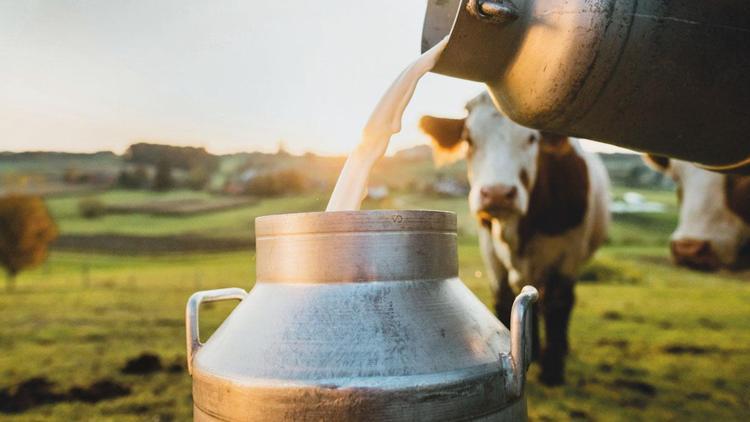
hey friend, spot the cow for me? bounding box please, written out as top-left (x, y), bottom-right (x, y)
top-left (420, 93), bottom-right (610, 385)
top-left (644, 155), bottom-right (750, 271)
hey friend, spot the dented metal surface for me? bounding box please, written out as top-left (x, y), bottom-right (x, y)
top-left (186, 210), bottom-right (537, 421)
top-left (423, 0), bottom-right (750, 170)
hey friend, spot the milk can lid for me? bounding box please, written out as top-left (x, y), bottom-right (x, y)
top-left (255, 210), bottom-right (456, 237)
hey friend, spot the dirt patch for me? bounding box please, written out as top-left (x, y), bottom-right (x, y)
top-left (167, 360), bottom-right (184, 374)
top-left (602, 311), bottom-right (623, 320)
top-left (597, 338), bottom-right (629, 349)
top-left (568, 409), bottom-right (590, 420)
top-left (597, 363), bottom-right (614, 373)
top-left (122, 353), bottom-right (162, 375)
top-left (686, 391), bottom-right (712, 401)
top-left (622, 366), bottom-right (649, 377)
top-left (697, 318), bottom-right (724, 330)
top-left (613, 378), bottom-right (657, 397)
top-left (0, 377), bottom-right (130, 414)
top-left (658, 320), bottom-right (674, 330)
top-left (0, 377), bottom-right (64, 413)
top-left (619, 396), bottom-right (650, 409)
top-left (601, 311), bottom-right (649, 324)
top-left (82, 333), bottom-right (107, 343)
top-left (662, 344), bottom-right (719, 355)
top-left (68, 379), bottom-right (131, 403)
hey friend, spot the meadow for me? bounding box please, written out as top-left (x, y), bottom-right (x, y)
top-left (1, 189), bottom-right (750, 421)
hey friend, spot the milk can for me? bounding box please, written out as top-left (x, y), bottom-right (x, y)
top-left (185, 210), bottom-right (538, 421)
top-left (422, 0), bottom-right (750, 171)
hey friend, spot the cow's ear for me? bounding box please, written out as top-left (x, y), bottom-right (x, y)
top-left (419, 116), bottom-right (467, 165)
top-left (725, 175), bottom-right (750, 225)
top-left (643, 154), bottom-right (671, 172)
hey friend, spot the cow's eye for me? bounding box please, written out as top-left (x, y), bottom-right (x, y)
top-left (527, 135), bottom-right (537, 144)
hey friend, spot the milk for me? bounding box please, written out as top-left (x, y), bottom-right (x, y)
top-left (326, 37), bottom-right (449, 211)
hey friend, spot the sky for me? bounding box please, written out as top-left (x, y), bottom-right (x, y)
top-left (0, 0), bottom-right (627, 156)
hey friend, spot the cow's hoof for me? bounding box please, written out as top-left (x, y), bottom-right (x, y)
top-left (538, 371), bottom-right (565, 386)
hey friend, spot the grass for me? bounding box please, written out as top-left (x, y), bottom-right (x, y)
top-left (0, 252), bottom-right (249, 421)
top-left (46, 191), bottom-right (328, 238)
top-left (2, 247), bottom-right (750, 420)
top-left (46, 184), bottom-right (678, 242)
top-left (2, 189), bottom-right (749, 420)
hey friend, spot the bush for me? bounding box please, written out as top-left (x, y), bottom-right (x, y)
top-left (243, 170), bottom-right (307, 197)
top-left (152, 160), bottom-right (174, 192)
top-left (187, 166), bottom-right (210, 191)
top-left (63, 168), bottom-right (91, 184)
top-left (0, 195), bottom-right (58, 291)
top-left (118, 166), bottom-right (149, 189)
top-left (78, 198), bottom-right (106, 219)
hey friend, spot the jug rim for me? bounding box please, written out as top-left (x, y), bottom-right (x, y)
top-left (255, 210), bottom-right (457, 237)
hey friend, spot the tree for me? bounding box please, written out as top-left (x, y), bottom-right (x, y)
top-left (124, 143), bottom-right (218, 173)
top-left (0, 195), bottom-right (58, 292)
top-left (118, 165), bottom-right (150, 189)
top-left (243, 169), bottom-right (308, 197)
top-left (187, 166), bottom-right (210, 190)
top-left (152, 160), bottom-right (174, 191)
top-left (78, 197), bottom-right (106, 219)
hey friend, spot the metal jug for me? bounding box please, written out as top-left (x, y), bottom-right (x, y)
top-left (422, 0), bottom-right (750, 171)
top-left (185, 210), bottom-right (538, 421)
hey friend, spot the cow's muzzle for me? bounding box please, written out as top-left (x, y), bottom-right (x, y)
top-left (670, 238), bottom-right (721, 271)
top-left (477, 183), bottom-right (519, 220)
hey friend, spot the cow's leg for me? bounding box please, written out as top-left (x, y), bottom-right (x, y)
top-left (478, 227), bottom-right (512, 323)
top-left (531, 306), bottom-right (540, 361)
top-left (494, 272), bottom-right (514, 328)
top-left (538, 274), bottom-right (575, 386)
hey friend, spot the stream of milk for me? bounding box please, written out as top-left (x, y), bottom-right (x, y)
top-left (326, 37), bottom-right (449, 212)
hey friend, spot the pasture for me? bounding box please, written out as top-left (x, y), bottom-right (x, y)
top-left (44, 191), bottom-right (326, 239)
top-left (1, 190), bottom-right (750, 421)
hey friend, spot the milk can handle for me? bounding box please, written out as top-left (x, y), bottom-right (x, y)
top-left (185, 287), bottom-right (247, 375)
top-left (508, 285), bottom-right (539, 397)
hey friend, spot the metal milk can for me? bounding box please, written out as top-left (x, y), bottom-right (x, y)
top-left (422, 0), bottom-right (750, 171)
top-left (185, 210), bottom-right (538, 421)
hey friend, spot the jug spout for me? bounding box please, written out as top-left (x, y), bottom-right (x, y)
top-left (506, 285), bottom-right (538, 398)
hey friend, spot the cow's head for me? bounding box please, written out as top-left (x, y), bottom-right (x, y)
top-left (645, 155), bottom-right (750, 271)
top-left (420, 93), bottom-right (542, 225)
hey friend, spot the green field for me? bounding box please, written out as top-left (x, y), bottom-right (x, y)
top-left (46, 191), bottom-right (328, 239)
top-left (2, 190), bottom-right (750, 421)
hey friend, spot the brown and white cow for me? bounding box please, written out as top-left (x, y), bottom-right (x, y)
top-left (645, 156), bottom-right (750, 271)
top-left (420, 93), bottom-right (609, 385)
